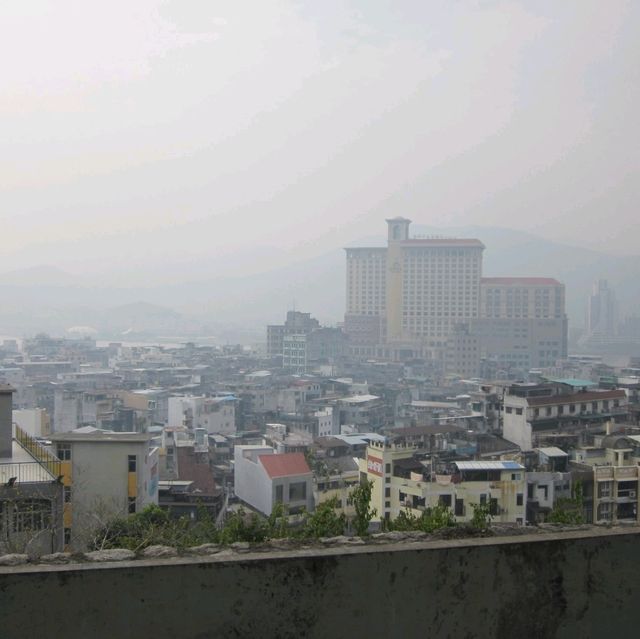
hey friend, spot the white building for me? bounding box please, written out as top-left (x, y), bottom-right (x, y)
top-left (12, 408), bottom-right (49, 437)
top-left (503, 384), bottom-right (628, 451)
top-left (168, 395), bottom-right (236, 435)
top-left (233, 445), bottom-right (313, 516)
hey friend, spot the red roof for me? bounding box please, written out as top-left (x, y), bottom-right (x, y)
top-left (481, 277), bottom-right (561, 286)
top-left (259, 453), bottom-right (311, 479)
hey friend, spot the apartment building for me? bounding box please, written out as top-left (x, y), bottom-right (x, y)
top-left (233, 446), bottom-right (313, 516)
top-left (480, 277), bottom-right (565, 320)
top-left (267, 311), bottom-right (321, 362)
top-left (572, 433), bottom-right (640, 524)
top-left (168, 395), bottom-right (237, 435)
top-left (49, 428), bottom-right (159, 550)
top-left (360, 440), bottom-right (526, 525)
top-left (345, 218), bottom-right (484, 357)
top-left (471, 277), bottom-right (568, 370)
top-left (503, 381), bottom-right (628, 451)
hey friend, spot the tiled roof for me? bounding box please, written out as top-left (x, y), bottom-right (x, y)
top-left (481, 277), bottom-right (561, 286)
top-left (259, 452), bottom-right (311, 479)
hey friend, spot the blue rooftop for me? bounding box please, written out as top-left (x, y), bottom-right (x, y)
top-left (546, 378), bottom-right (596, 388)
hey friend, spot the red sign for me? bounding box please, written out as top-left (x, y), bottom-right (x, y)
top-left (367, 455), bottom-right (384, 477)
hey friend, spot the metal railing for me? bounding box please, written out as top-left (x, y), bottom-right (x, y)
top-left (10, 424), bottom-right (62, 480)
top-left (0, 461), bottom-right (61, 484)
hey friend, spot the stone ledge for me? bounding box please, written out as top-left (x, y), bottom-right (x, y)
top-left (1, 524), bottom-right (638, 574)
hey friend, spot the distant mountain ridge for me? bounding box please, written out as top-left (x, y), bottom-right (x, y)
top-left (0, 226), bottom-right (638, 339)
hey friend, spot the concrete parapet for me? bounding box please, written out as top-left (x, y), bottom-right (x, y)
top-left (1, 527), bottom-right (639, 638)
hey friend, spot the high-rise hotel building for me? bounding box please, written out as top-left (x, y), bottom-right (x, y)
top-left (345, 218), bottom-right (485, 356)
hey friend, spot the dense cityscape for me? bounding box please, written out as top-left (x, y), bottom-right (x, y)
top-left (3, 2), bottom-right (639, 636)
top-left (1, 217), bottom-right (639, 560)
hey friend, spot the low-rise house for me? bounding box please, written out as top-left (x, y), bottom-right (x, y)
top-left (233, 446), bottom-right (313, 516)
top-left (360, 440), bottom-right (527, 526)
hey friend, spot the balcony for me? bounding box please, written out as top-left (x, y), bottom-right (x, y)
top-left (0, 460), bottom-right (61, 484)
top-left (595, 467), bottom-right (614, 480)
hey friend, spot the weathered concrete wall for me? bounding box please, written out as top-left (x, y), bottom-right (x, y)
top-left (1, 528), bottom-right (639, 639)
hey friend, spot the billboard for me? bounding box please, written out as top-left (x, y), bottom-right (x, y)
top-left (367, 455), bottom-right (384, 477)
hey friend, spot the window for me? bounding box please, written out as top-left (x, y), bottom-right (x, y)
top-left (56, 444), bottom-right (71, 461)
top-left (64, 527), bottom-right (71, 546)
top-left (128, 497), bottom-right (137, 514)
top-left (385, 463), bottom-right (391, 474)
top-left (516, 494), bottom-right (523, 506)
top-left (12, 500), bottom-right (51, 533)
top-left (515, 408), bottom-right (523, 416)
top-left (455, 498), bottom-right (464, 516)
top-left (385, 487), bottom-right (391, 498)
top-left (598, 482), bottom-right (612, 498)
top-left (64, 486), bottom-right (72, 503)
top-left (506, 407), bottom-right (513, 414)
top-left (511, 473), bottom-right (521, 481)
top-left (128, 455), bottom-right (137, 473)
top-left (546, 407), bottom-right (552, 416)
top-left (439, 494), bottom-right (452, 508)
top-left (289, 482), bottom-right (307, 501)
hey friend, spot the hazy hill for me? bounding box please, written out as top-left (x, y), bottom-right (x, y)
top-left (0, 226), bottom-right (638, 339)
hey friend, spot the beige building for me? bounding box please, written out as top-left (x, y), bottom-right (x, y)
top-left (360, 440), bottom-right (526, 525)
top-left (50, 428), bottom-right (159, 550)
top-left (480, 277), bottom-right (565, 320)
top-left (573, 434), bottom-right (640, 524)
top-left (345, 218), bottom-right (484, 357)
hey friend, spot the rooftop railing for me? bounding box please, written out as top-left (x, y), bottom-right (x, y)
top-left (0, 461), bottom-right (61, 484)
top-left (9, 424), bottom-right (61, 480)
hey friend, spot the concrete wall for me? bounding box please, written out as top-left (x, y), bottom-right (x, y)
top-left (2, 528), bottom-right (640, 638)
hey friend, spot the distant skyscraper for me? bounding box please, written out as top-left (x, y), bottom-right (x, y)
top-left (345, 218), bottom-right (484, 357)
top-left (587, 280), bottom-right (617, 338)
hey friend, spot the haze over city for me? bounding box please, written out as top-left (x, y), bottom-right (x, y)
top-left (3, 3), bottom-right (640, 637)
top-left (2, 1), bottom-right (639, 278)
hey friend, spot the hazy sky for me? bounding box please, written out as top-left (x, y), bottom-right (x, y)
top-left (2, 0), bottom-right (639, 279)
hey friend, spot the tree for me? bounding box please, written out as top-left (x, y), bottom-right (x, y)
top-left (348, 480), bottom-right (377, 537)
top-left (302, 497), bottom-right (346, 538)
top-left (547, 480), bottom-right (584, 525)
top-left (469, 502), bottom-right (492, 531)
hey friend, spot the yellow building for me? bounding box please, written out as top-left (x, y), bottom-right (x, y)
top-left (360, 440), bottom-right (526, 525)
